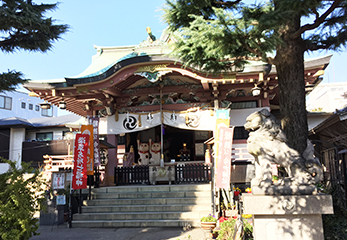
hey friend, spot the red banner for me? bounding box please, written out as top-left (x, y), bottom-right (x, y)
top-left (72, 134), bottom-right (89, 190)
top-left (216, 126), bottom-right (234, 189)
top-left (81, 125), bottom-right (94, 175)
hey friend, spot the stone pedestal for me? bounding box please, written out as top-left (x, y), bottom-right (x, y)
top-left (243, 194), bottom-right (333, 240)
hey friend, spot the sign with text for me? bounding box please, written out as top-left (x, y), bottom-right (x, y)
top-left (81, 125), bottom-right (94, 175)
top-left (88, 117), bottom-right (101, 167)
top-left (72, 134), bottom-right (89, 189)
top-left (216, 126), bottom-right (234, 189)
top-left (214, 109), bottom-right (230, 162)
top-left (56, 195), bottom-right (66, 205)
top-left (52, 173), bottom-right (65, 190)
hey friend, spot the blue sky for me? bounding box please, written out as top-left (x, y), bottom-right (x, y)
top-left (0, 0), bottom-right (345, 85)
top-left (0, 0), bottom-right (167, 82)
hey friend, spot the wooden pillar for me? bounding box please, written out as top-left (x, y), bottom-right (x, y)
top-left (260, 95), bottom-right (270, 107)
top-left (105, 134), bottom-right (118, 186)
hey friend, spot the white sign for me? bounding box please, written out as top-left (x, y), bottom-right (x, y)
top-left (52, 173), bottom-right (65, 189)
top-left (56, 195), bottom-right (66, 205)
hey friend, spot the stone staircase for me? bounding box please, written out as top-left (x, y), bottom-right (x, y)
top-left (72, 184), bottom-right (212, 228)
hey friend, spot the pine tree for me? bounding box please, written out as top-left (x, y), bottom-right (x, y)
top-left (0, 0), bottom-right (68, 92)
top-left (163, 0), bottom-right (347, 154)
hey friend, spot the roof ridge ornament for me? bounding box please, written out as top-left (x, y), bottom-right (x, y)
top-left (146, 27), bottom-right (156, 43)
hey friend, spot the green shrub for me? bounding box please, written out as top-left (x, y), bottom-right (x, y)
top-left (217, 219), bottom-right (237, 240)
top-left (243, 219), bottom-right (254, 240)
top-left (0, 158), bottom-right (46, 240)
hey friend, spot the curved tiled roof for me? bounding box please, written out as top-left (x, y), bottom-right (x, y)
top-left (0, 114), bottom-right (84, 128)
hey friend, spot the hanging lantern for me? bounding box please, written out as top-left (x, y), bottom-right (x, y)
top-left (251, 85), bottom-right (261, 96)
top-left (39, 101), bottom-right (51, 109)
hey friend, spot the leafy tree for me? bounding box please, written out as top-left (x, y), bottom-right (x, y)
top-left (163, 0), bottom-right (347, 154)
top-left (0, 0), bottom-right (68, 92)
top-left (0, 158), bottom-right (46, 240)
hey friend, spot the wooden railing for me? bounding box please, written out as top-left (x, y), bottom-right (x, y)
top-left (43, 155), bottom-right (74, 172)
top-left (114, 165), bottom-right (149, 185)
top-left (114, 163), bottom-right (212, 185)
top-left (175, 163), bottom-right (211, 184)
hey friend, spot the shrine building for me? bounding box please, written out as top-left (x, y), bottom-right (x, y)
top-left (24, 30), bottom-right (331, 186)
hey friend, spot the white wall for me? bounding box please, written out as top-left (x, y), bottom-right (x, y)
top-left (0, 163), bottom-right (9, 174)
top-left (9, 128), bottom-right (25, 169)
top-left (307, 82), bottom-right (347, 112)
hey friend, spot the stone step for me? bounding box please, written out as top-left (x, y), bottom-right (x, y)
top-left (83, 197), bottom-right (211, 206)
top-left (81, 204), bottom-right (211, 213)
top-left (73, 211), bottom-right (208, 221)
top-left (83, 184), bottom-right (211, 194)
top-left (74, 184), bottom-right (212, 228)
top-left (91, 191), bottom-right (210, 199)
top-left (72, 219), bottom-right (200, 228)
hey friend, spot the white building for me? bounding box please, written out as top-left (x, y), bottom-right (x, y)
top-left (0, 87), bottom-right (84, 174)
top-left (0, 114), bottom-right (84, 173)
top-left (307, 82), bottom-right (347, 113)
top-left (0, 90), bottom-right (58, 119)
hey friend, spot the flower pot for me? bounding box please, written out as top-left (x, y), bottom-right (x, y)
top-left (200, 221), bottom-right (217, 230)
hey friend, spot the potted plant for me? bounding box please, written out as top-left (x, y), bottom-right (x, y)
top-left (200, 214), bottom-right (217, 230)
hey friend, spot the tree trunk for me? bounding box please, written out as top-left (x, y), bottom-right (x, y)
top-left (274, 14), bottom-right (308, 154)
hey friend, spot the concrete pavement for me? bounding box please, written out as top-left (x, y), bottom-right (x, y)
top-left (30, 225), bottom-right (210, 240)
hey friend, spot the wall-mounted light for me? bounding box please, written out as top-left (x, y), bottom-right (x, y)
top-left (59, 97), bottom-right (67, 109)
top-left (39, 101), bottom-right (51, 109)
top-left (251, 85), bottom-right (261, 97)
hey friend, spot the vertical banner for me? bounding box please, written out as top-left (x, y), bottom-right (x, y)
top-left (88, 117), bottom-right (101, 167)
top-left (81, 125), bottom-right (94, 175)
top-left (214, 109), bottom-right (230, 163)
top-left (216, 126), bottom-right (234, 189)
top-left (72, 134), bottom-right (89, 189)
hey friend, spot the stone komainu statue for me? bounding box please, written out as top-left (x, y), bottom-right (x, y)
top-left (244, 109), bottom-right (323, 187)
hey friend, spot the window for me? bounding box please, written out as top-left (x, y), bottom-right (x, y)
top-left (29, 104), bottom-right (33, 110)
top-left (21, 102), bottom-right (26, 109)
top-left (41, 107), bottom-right (53, 117)
top-left (0, 95), bottom-right (12, 110)
top-left (230, 101), bottom-right (257, 109)
top-left (36, 132), bottom-right (53, 141)
top-left (35, 105), bottom-right (40, 111)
